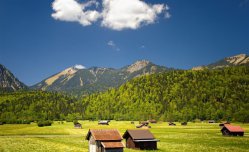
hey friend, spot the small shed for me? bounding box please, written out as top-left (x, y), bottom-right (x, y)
top-left (221, 124), bottom-right (244, 136)
top-left (169, 122), bottom-right (176, 126)
top-left (123, 129), bottom-right (159, 150)
top-left (86, 129), bottom-right (124, 152)
top-left (74, 123), bottom-right (82, 129)
top-left (208, 120), bottom-right (215, 123)
top-left (148, 120), bottom-right (157, 124)
top-left (98, 120), bottom-right (109, 125)
top-left (219, 121), bottom-right (230, 127)
top-left (181, 122), bottom-right (187, 126)
top-left (139, 121), bottom-right (149, 125)
top-left (136, 124), bottom-right (151, 129)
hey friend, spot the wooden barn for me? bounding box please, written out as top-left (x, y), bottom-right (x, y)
top-left (123, 130), bottom-right (159, 150)
top-left (221, 124), bottom-right (244, 136)
top-left (86, 129), bottom-right (124, 152)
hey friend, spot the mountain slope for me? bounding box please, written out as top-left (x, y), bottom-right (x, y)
top-left (192, 54), bottom-right (249, 70)
top-left (81, 66), bottom-right (249, 122)
top-left (32, 60), bottom-right (171, 95)
top-left (0, 64), bottom-right (27, 91)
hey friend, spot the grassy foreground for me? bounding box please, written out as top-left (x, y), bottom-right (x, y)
top-left (0, 121), bottom-right (248, 152)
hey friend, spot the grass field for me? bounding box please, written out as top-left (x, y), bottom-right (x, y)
top-left (0, 121), bottom-right (248, 152)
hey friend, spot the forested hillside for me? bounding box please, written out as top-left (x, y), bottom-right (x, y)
top-left (0, 91), bottom-right (82, 123)
top-left (82, 66), bottom-right (249, 122)
top-left (1, 66), bottom-right (249, 123)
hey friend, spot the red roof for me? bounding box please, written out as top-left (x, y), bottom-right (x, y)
top-left (224, 124), bottom-right (244, 132)
top-left (101, 142), bottom-right (124, 148)
top-left (123, 129), bottom-right (155, 140)
top-left (86, 129), bottom-right (123, 141)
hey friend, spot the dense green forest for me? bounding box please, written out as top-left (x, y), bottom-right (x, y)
top-left (81, 66), bottom-right (249, 122)
top-left (1, 66), bottom-right (249, 123)
top-left (0, 91), bottom-right (82, 123)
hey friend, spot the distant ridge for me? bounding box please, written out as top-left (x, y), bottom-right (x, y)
top-left (32, 60), bottom-right (171, 95)
top-left (192, 54), bottom-right (249, 70)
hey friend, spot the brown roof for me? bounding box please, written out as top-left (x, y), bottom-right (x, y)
top-left (123, 129), bottom-right (155, 140)
top-left (224, 124), bottom-right (244, 132)
top-left (101, 142), bottom-right (124, 149)
top-left (86, 129), bottom-right (123, 141)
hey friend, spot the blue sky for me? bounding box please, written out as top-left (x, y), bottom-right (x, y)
top-left (0, 0), bottom-right (249, 86)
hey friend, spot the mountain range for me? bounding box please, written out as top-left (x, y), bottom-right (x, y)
top-left (0, 54), bottom-right (248, 94)
top-left (31, 60), bottom-right (170, 95)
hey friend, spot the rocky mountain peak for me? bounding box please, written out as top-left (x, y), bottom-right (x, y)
top-left (0, 64), bottom-right (27, 91)
top-left (126, 60), bottom-right (151, 73)
top-left (225, 54), bottom-right (249, 65)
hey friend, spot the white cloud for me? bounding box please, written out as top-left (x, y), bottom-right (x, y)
top-left (51, 0), bottom-right (169, 30)
top-left (164, 12), bottom-right (171, 19)
top-left (74, 64), bottom-right (86, 69)
top-left (107, 40), bottom-right (115, 46)
top-left (141, 45), bottom-right (146, 49)
top-left (107, 40), bottom-right (120, 51)
top-left (51, 0), bottom-right (101, 26)
top-left (101, 0), bottom-right (166, 30)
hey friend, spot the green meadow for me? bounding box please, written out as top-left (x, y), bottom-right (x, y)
top-left (0, 121), bottom-right (248, 152)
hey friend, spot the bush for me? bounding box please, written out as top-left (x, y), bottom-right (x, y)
top-left (37, 120), bottom-right (53, 127)
top-left (73, 120), bottom-right (79, 125)
top-left (22, 120), bottom-right (31, 124)
top-left (193, 119), bottom-right (202, 123)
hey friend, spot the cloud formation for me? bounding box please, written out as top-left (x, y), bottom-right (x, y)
top-left (101, 0), bottom-right (166, 30)
top-left (107, 40), bottom-right (120, 51)
top-left (74, 64), bottom-right (86, 69)
top-left (51, 0), bottom-right (169, 30)
top-left (51, 0), bottom-right (100, 26)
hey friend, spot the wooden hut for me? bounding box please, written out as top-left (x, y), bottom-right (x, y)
top-left (123, 130), bottom-right (159, 150)
top-left (221, 124), bottom-right (244, 136)
top-left (181, 122), bottom-right (187, 126)
top-left (219, 121), bottom-right (230, 127)
top-left (168, 122), bottom-right (176, 126)
top-left (98, 120), bottom-right (109, 125)
top-left (148, 120), bottom-right (157, 124)
top-left (74, 122), bottom-right (82, 129)
top-left (86, 129), bottom-right (124, 152)
top-left (136, 121), bottom-right (150, 128)
top-left (208, 120), bottom-right (215, 123)
top-left (139, 121), bottom-right (149, 125)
